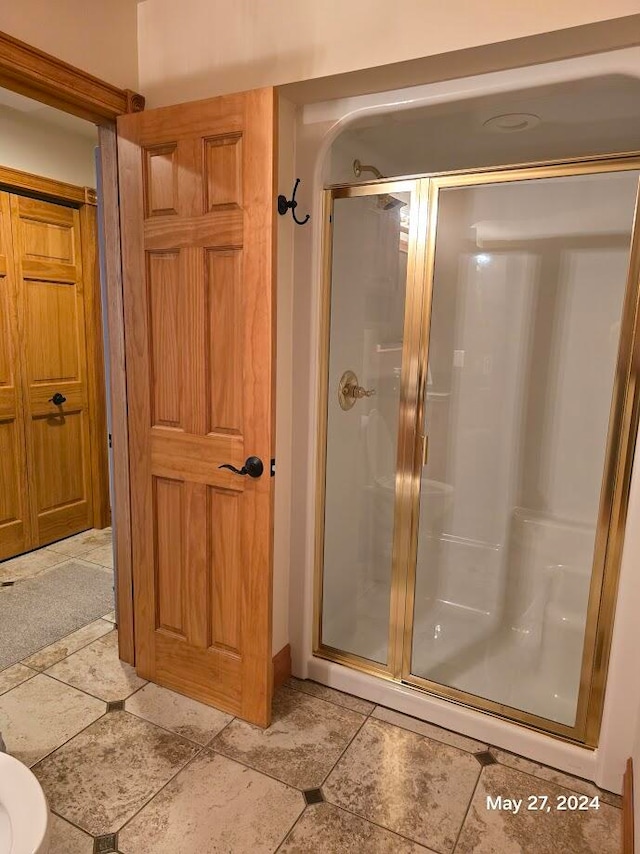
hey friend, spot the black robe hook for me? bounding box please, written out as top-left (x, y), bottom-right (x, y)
top-left (277, 178), bottom-right (310, 226)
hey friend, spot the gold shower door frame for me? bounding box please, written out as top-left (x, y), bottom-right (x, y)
top-left (314, 154), bottom-right (640, 746)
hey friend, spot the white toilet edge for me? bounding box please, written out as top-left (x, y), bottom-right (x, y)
top-left (0, 752), bottom-right (49, 854)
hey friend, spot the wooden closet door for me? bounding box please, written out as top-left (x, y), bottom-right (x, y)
top-left (118, 88), bottom-right (277, 726)
top-left (0, 191), bottom-right (31, 559)
top-left (11, 194), bottom-right (94, 546)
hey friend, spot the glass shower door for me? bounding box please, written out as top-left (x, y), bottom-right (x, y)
top-left (317, 182), bottom-right (417, 669)
top-left (406, 167), bottom-right (640, 734)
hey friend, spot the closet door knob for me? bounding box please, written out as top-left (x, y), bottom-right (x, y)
top-left (49, 392), bottom-right (67, 406)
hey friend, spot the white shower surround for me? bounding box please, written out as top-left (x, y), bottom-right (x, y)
top-left (287, 46), bottom-right (640, 793)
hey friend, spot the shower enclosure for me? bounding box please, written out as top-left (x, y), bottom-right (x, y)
top-left (315, 156), bottom-right (640, 744)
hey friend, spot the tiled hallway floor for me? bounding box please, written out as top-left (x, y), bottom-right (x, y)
top-left (0, 533), bottom-right (624, 853)
top-left (0, 528), bottom-right (114, 584)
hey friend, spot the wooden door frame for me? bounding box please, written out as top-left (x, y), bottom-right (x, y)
top-left (0, 30), bottom-right (145, 663)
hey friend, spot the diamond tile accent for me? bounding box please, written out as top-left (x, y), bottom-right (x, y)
top-left (93, 833), bottom-right (118, 853)
top-left (474, 750), bottom-right (498, 766)
top-left (106, 700), bottom-right (125, 712)
top-left (304, 787), bottom-right (325, 805)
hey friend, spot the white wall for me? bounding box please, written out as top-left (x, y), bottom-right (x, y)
top-left (137, 0), bottom-right (640, 107)
top-left (0, 106), bottom-right (96, 187)
top-left (1, 0), bottom-right (139, 90)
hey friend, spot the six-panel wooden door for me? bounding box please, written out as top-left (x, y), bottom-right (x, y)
top-left (118, 88), bottom-right (277, 725)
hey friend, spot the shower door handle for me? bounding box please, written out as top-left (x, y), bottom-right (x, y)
top-left (218, 456), bottom-right (264, 478)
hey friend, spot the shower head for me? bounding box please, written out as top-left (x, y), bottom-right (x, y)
top-left (378, 194), bottom-right (406, 211)
top-left (353, 158), bottom-right (386, 180)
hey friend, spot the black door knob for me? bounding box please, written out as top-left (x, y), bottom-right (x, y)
top-left (218, 455), bottom-right (264, 478)
top-left (244, 456), bottom-right (264, 478)
top-left (49, 392), bottom-right (67, 406)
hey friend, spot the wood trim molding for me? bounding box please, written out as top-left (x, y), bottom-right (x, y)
top-left (623, 757), bottom-right (634, 854)
top-left (0, 163), bottom-right (94, 206)
top-left (0, 30), bottom-right (144, 124)
top-left (273, 644), bottom-right (292, 690)
top-left (79, 203), bottom-right (111, 531)
top-left (98, 124), bottom-right (135, 664)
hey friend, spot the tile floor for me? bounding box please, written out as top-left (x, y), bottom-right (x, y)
top-left (0, 534), bottom-right (624, 854)
top-left (0, 527), bottom-right (114, 584)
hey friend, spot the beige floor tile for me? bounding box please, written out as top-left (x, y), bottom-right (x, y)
top-left (103, 611), bottom-right (116, 623)
top-left (0, 662), bottom-right (37, 695)
top-left (372, 705), bottom-right (487, 753)
top-left (211, 686), bottom-right (365, 789)
top-left (0, 548), bottom-right (66, 582)
top-left (125, 682), bottom-right (233, 744)
top-left (82, 544), bottom-right (114, 569)
top-left (23, 620), bottom-right (114, 671)
top-left (0, 674), bottom-right (105, 766)
top-left (323, 717), bottom-right (480, 852)
top-left (286, 677), bottom-right (375, 715)
top-left (33, 710), bottom-right (198, 836)
top-left (456, 763), bottom-right (622, 854)
top-left (119, 750), bottom-right (304, 854)
top-left (48, 813), bottom-right (94, 854)
top-left (47, 528), bottom-right (112, 558)
top-left (490, 748), bottom-right (622, 808)
top-left (45, 631), bottom-right (146, 701)
top-left (279, 802), bottom-right (436, 853)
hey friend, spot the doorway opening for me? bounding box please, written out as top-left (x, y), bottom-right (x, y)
top-left (0, 89), bottom-right (115, 669)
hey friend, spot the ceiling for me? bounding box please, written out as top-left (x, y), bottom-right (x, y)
top-left (334, 73), bottom-right (640, 179)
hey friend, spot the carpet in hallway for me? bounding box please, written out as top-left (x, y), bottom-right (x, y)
top-left (0, 560), bottom-right (114, 669)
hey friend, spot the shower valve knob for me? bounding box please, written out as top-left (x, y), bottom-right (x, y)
top-left (345, 383), bottom-right (376, 400)
top-left (338, 370), bottom-right (376, 410)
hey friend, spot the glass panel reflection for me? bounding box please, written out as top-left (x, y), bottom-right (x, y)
top-left (411, 171), bottom-right (639, 725)
top-left (321, 190), bottom-right (411, 663)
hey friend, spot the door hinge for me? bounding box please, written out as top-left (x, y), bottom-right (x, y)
top-left (271, 459), bottom-right (276, 477)
top-left (108, 433), bottom-right (112, 449)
